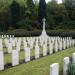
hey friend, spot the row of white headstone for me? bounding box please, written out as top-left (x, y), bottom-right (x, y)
top-left (0, 36), bottom-right (75, 71)
top-left (1, 36), bottom-right (75, 53)
top-left (50, 53), bottom-right (75, 75)
top-left (1, 35), bottom-right (14, 38)
top-left (0, 48), bottom-right (30, 70)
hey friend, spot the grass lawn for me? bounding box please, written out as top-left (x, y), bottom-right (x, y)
top-left (0, 47), bottom-right (75, 75)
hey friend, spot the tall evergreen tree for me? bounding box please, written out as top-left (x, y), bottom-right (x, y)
top-left (26, 0), bottom-right (35, 19)
top-left (10, 0), bottom-right (20, 28)
top-left (38, 0), bottom-right (46, 25)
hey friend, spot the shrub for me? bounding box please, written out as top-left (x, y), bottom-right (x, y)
top-left (67, 63), bottom-right (75, 75)
top-left (7, 29), bottom-right (42, 37)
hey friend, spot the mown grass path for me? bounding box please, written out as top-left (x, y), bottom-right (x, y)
top-left (0, 47), bottom-right (75, 75)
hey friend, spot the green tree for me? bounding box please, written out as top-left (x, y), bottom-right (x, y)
top-left (26, 0), bottom-right (35, 19)
top-left (63, 0), bottom-right (75, 20)
top-left (38, 0), bottom-right (46, 25)
top-left (46, 1), bottom-right (68, 30)
top-left (10, 0), bottom-right (20, 28)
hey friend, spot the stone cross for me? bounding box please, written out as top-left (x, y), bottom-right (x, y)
top-left (42, 18), bottom-right (46, 31)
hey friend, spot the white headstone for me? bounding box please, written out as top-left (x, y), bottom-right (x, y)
top-left (35, 45), bottom-right (39, 59)
top-left (58, 39), bottom-right (62, 51)
top-left (16, 42), bottom-right (21, 51)
top-left (23, 41), bottom-right (27, 48)
top-left (8, 43), bottom-right (12, 53)
top-left (72, 53), bottom-right (75, 63)
top-left (10, 35), bottom-right (12, 38)
top-left (30, 41), bottom-right (34, 49)
top-left (7, 35), bottom-right (9, 38)
top-left (2, 35), bottom-right (3, 38)
top-left (72, 39), bottom-right (74, 47)
top-left (4, 35), bottom-right (6, 38)
top-left (0, 39), bottom-right (3, 51)
top-left (43, 44), bottom-right (47, 56)
top-left (12, 39), bottom-right (16, 47)
top-left (40, 40), bottom-right (43, 47)
top-left (63, 57), bottom-right (70, 75)
top-left (24, 47), bottom-right (30, 62)
top-left (4, 39), bottom-right (8, 47)
top-left (69, 37), bottom-right (72, 47)
top-left (63, 38), bottom-right (66, 50)
top-left (50, 63), bottom-right (59, 75)
top-left (0, 51), bottom-right (4, 71)
top-left (11, 50), bottom-right (19, 66)
top-left (54, 40), bottom-right (58, 52)
top-left (12, 35), bottom-right (14, 38)
top-left (49, 42), bottom-right (53, 54)
top-left (66, 37), bottom-right (69, 48)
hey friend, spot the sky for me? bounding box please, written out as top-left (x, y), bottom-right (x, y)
top-left (34, 0), bottom-right (62, 4)
top-left (46, 0), bottom-right (62, 4)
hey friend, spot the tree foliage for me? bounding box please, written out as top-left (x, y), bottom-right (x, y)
top-left (10, 0), bottom-right (20, 28)
top-left (38, 0), bottom-right (46, 25)
top-left (0, 0), bottom-right (75, 32)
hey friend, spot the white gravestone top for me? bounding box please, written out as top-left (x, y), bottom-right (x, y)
top-left (63, 57), bottom-right (70, 75)
top-left (11, 50), bottom-right (19, 66)
top-left (24, 47), bottom-right (30, 62)
top-left (0, 51), bottom-right (4, 71)
top-left (50, 63), bottom-right (59, 75)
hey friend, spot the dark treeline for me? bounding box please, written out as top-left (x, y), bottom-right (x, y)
top-left (0, 0), bottom-right (75, 32)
